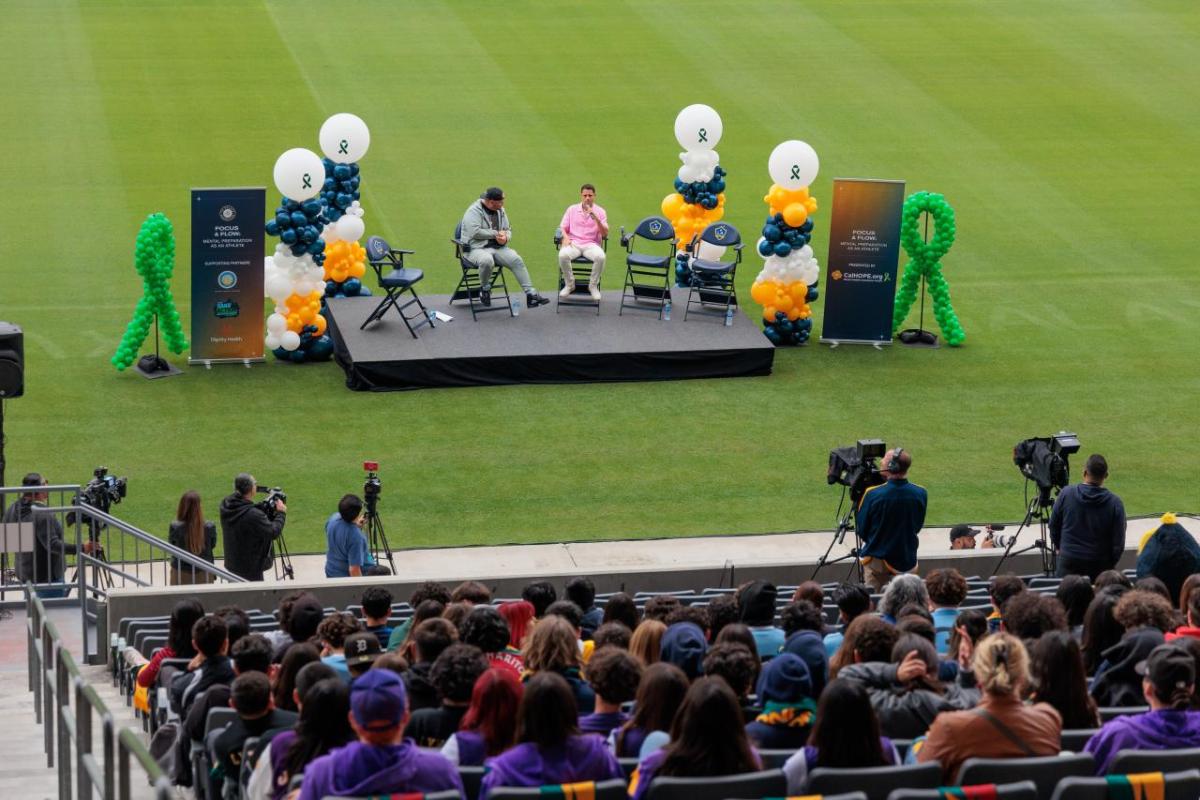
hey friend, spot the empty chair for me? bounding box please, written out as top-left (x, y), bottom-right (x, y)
top-left (888, 782), bottom-right (1037, 800)
top-left (1050, 769), bottom-right (1200, 800)
top-left (553, 228), bottom-right (606, 314)
top-left (644, 769), bottom-right (787, 800)
top-left (451, 222), bottom-right (514, 321)
top-left (806, 762), bottom-right (943, 800)
top-left (618, 216), bottom-right (676, 318)
top-left (683, 223), bottom-right (744, 322)
top-left (1108, 746), bottom-right (1200, 774)
top-left (1099, 706), bottom-right (1150, 721)
top-left (360, 236), bottom-right (433, 338)
top-left (459, 766), bottom-right (485, 800)
top-left (1059, 729), bottom-right (1101, 753)
top-left (490, 778), bottom-right (628, 800)
top-left (957, 753), bottom-right (1094, 799)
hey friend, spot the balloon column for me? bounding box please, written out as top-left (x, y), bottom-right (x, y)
top-left (263, 147), bottom-right (335, 362)
top-left (749, 141), bottom-right (821, 345)
top-left (316, 113), bottom-right (370, 299)
top-left (659, 104), bottom-right (727, 286)
top-left (891, 191), bottom-right (965, 346)
top-left (112, 213), bottom-right (189, 370)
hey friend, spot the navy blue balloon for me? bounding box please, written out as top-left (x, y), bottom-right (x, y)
top-left (806, 287), bottom-right (819, 302)
top-left (323, 177), bottom-right (336, 191)
top-left (265, 220), bottom-right (280, 236)
top-left (325, 280), bottom-right (338, 296)
top-left (307, 335), bottom-right (334, 360)
top-left (798, 318), bottom-right (813, 331)
top-left (302, 200), bottom-right (322, 216)
top-left (275, 212), bottom-right (290, 227)
top-left (333, 164), bottom-right (351, 180)
top-left (774, 242), bottom-right (792, 257)
top-left (284, 199), bottom-right (300, 211)
top-left (307, 240), bottom-right (324, 255)
top-left (801, 219), bottom-right (814, 233)
top-left (280, 229), bottom-right (297, 245)
top-left (342, 277), bottom-right (362, 295)
top-left (757, 239), bottom-right (774, 257)
top-left (763, 326), bottom-right (782, 345)
top-left (288, 349), bottom-right (307, 363)
top-left (271, 346), bottom-right (289, 360)
top-left (290, 244), bottom-right (307, 257)
top-left (290, 211), bottom-right (307, 227)
top-left (763, 224), bottom-right (782, 243)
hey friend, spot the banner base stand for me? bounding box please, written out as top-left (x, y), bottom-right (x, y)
top-left (897, 328), bottom-right (940, 348)
top-left (135, 354), bottom-right (183, 379)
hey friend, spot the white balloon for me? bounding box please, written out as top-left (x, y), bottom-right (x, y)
top-left (319, 113), bottom-right (370, 163)
top-left (799, 264), bottom-right (820, 285)
top-left (695, 241), bottom-right (726, 261)
top-left (280, 330), bottom-right (301, 351)
top-left (266, 274), bottom-right (292, 302)
top-left (322, 223), bottom-right (341, 243)
top-left (265, 333), bottom-right (281, 350)
top-left (768, 140), bottom-right (820, 190)
top-left (336, 214), bottom-right (365, 242)
top-left (266, 313), bottom-right (287, 335)
top-left (674, 104), bottom-right (722, 151)
top-left (273, 147), bottom-right (325, 201)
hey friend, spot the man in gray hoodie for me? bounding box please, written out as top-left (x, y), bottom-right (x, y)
top-left (459, 187), bottom-right (549, 308)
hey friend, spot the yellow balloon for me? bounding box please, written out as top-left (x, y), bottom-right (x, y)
top-left (662, 193), bottom-right (686, 219)
top-left (763, 305), bottom-right (778, 322)
top-left (783, 203), bottom-right (809, 228)
top-left (776, 294), bottom-right (794, 313)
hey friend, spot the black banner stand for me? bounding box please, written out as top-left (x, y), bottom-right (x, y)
top-left (135, 314), bottom-right (183, 379)
top-left (897, 211), bottom-right (939, 348)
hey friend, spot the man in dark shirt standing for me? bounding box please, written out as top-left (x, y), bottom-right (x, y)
top-left (856, 448), bottom-right (928, 590)
top-left (1050, 453), bottom-right (1126, 579)
top-left (219, 473), bottom-right (286, 582)
top-left (2, 473), bottom-right (95, 597)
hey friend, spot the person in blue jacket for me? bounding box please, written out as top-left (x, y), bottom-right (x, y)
top-left (856, 448), bottom-right (928, 590)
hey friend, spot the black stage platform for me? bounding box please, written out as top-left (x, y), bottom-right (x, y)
top-left (326, 289), bottom-right (775, 391)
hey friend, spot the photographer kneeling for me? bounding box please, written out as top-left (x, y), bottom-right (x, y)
top-left (856, 449), bottom-right (928, 591)
top-left (220, 473), bottom-right (286, 582)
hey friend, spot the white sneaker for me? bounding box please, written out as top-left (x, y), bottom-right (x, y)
top-left (588, 286), bottom-right (602, 301)
top-left (559, 285), bottom-right (573, 299)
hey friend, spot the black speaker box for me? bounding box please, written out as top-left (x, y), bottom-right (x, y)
top-left (0, 322), bottom-right (24, 398)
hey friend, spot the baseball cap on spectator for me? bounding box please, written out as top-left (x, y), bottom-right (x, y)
top-left (483, 187), bottom-right (505, 201)
top-left (949, 524), bottom-right (981, 544)
top-left (344, 631), bottom-right (382, 667)
top-left (350, 668), bottom-right (407, 730)
top-left (1136, 644), bottom-right (1196, 698)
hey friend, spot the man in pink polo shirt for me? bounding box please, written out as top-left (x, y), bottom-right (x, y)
top-left (558, 183), bottom-right (609, 301)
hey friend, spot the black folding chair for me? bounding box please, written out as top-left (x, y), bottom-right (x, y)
top-left (807, 761), bottom-right (943, 800)
top-left (491, 779), bottom-right (627, 800)
top-left (1060, 729), bottom-right (1100, 752)
top-left (683, 222), bottom-right (744, 322)
top-left (957, 753), bottom-right (1094, 799)
top-left (360, 236), bottom-right (433, 338)
top-left (1051, 769), bottom-right (1200, 800)
top-left (451, 223), bottom-right (514, 321)
top-left (619, 216), bottom-right (676, 319)
top-left (1109, 746), bottom-right (1200, 774)
top-left (889, 783), bottom-right (1036, 800)
top-left (644, 769), bottom-right (787, 800)
top-left (553, 228), bottom-right (606, 314)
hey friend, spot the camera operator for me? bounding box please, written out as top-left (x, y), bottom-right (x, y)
top-left (2, 473), bottom-right (95, 597)
top-left (855, 448), bottom-right (928, 590)
top-left (1049, 453), bottom-right (1125, 579)
top-left (219, 473), bottom-right (286, 582)
top-left (324, 493), bottom-right (375, 578)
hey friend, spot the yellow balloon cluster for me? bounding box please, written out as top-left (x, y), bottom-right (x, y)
top-left (661, 192), bottom-right (726, 247)
top-left (323, 239), bottom-right (367, 285)
top-left (750, 279), bottom-right (811, 323)
top-left (763, 184), bottom-right (819, 228)
top-left (284, 290), bottom-right (327, 337)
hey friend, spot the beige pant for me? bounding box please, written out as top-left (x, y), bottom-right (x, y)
top-left (558, 243), bottom-right (606, 290)
top-left (863, 558), bottom-right (916, 591)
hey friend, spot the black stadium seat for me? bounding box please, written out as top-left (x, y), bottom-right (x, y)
top-left (956, 753), bottom-right (1094, 799)
top-left (807, 761), bottom-right (942, 800)
top-left (644, 769), bottom-right (787, 800)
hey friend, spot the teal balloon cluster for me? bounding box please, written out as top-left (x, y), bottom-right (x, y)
top-left (893, 192), bottom-right (965, 347)
top-left (111, 213), bottom-right (189, 370)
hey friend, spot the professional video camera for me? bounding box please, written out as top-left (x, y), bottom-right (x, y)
top-left (827, 439), bottom-right (887, 505)
top-left (255, 485), bottom-right (287, 520)
top-left (363, 460), bottom-right (381, 508)
top-left (361, 461), bottom-right (396, 574)
top-left (1013, 432), bottom-right (1079, 506)
top-left (79, 466), bottom-right (127, 511)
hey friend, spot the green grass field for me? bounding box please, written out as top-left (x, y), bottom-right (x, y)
top-left (1, 1), bottom-right (1197, 555)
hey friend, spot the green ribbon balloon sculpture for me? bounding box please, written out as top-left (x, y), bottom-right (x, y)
top-left (112, 213), bottom-right (189, 370)
top-left (892, 192), bottom-right (965, 346)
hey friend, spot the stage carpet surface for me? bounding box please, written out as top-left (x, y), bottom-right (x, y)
top-left (326, 289), bottom-right (775, 391)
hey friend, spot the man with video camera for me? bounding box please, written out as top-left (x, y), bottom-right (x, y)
top-left (2, 473), bottom-right (96, 597)
top-left (220, 473), bottom-right (286, 582)
top-left (1049, 453), bottom-right (1126, 579)
top-left (856, 448), bottom-right (928, 590)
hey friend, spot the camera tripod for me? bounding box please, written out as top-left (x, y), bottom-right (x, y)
top-left (811, 487), bottom-right (865, 583)
top-left (69, 503), bottom-right (114, 597)
top-left (363, 492), bottom-right (397, 575)
top-left (273, 528), bottom-right (296, 580)
top-left (991, 481), bottom-right (1057, 577)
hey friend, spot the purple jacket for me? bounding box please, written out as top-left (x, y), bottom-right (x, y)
top-left (632, 747), bottom-right (763, 800)
top-left (298, 739), bottom-right (463, 800)
top-left (480, 735), bottom-right (622, 799)
top-left (1085, 709), bottom-right (1200, 774)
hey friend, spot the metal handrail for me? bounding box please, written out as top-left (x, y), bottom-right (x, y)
top-left (26, 585), bottom-right (172, 800)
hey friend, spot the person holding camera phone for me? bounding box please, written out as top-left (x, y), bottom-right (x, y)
top-left (855, 448), bottom-right (928, 590)
top-left (557, 183), bottom-right (608, 301)
top-left (220, 472), bottom-right (286, 582)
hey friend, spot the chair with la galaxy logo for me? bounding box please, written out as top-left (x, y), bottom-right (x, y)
top-left (683, 222), bottom-right (744, 322)
top-left (618, 216), bottom-right (676, 319)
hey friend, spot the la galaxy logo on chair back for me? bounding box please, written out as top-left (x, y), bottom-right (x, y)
top-left (713, 225), bottom-right (729, 241)
top-left (648, 220), bottom-right (662, 236)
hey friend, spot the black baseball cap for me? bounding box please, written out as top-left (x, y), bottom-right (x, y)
top-left (344, 631), bottom-right (382, 667)
top-left (483, 187), bottom-right (505, 201)
top-left (1135, 644), bottom-right (1195, 693)
top-left (949, 524), bottom-right (981, 543)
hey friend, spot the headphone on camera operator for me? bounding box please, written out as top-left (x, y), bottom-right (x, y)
top-left (883, 447), bottom-right (907, 478)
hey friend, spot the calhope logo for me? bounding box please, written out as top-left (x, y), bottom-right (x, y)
top-left (217, 270), bottom-right (238, 289)
top-left (832, 270), bottom-right (844, 281)
top-left (218, 204), bottom-right (237, 222)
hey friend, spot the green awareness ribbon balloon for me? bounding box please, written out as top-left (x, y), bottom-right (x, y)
top-left (892, 191), bottom-right (965, 346)
top-left (111, 213), bottom-right (189, 370)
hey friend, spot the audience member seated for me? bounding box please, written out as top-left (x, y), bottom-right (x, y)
top-left (1082, 586), bottom-right (1128, 675)
top-left (272, 643), bottom-right (320, 713)
top-left (1091, 589), bottom-right (1175, 707)
top-left (918, 633), bottom-right (1061, 783)
top-left (395, 600), bottom-right (446, 662)
top-left (441, 668), bottom-right (523, 767)
top-left (840, 633), bottom-right (978, 739)
top-left (1095, 570), bottom-right (1133, 592)
top-left (360, 586), bottom-right (394, 648)
top-left (545, 599), bottom-right (591, 661)
top-left (317, 612), bottom-right (363, 682)
top-left (343, 631), bottom-right (382, 679)
top-left (480, 672), bottom-right (622, 799)
top-left (782, 678), bottom-right (900, 794)
top-left (1057, 575), bottom-right (1095, 640)
top-left (1134, 576), bottom-right (1173, 605)
top-left (706, 594), bottom-right (739, 641)
top-left (664, 605), bottom-right (710, 640)
top-left (1167, 582), bottom-right (1200, 644)
top-left (1030, 630), bottom-right (1100, 730)
top-left (829, 615), bottom-right (899, 679)
top-left (443, 601), bottom-right (473, 630)
top-left (924, 569), bottom-right (968, 653)
top-left (1179, 575), bottom-right (1200, 621)
top-left (1085, 643), bottom-right (1200, 773)
top-left (211, 672), bottom-right (298, 785)
top-left (405, 618), bottom-right (458, 712)
top-left (580, 647), bottom-right (642, 737)
top-left (792, 580), bottom-right (826, 607)
top-left (629, 619), bottom-right (666, 667)
top-left (1002, 592), bottom-right (1069, 643)
top-left (780, 600), bottom-right (829, 695)
top-left (462, 605), bottom-right (523, 679)
top-left (630, 677), bottom-right (762, 800)
top-left (130, 598), bottom-right (204, 689)
top-left (611, 662), bottom-right (689, 758)
top-left (265, 592), bottom-right (304, 658)
top-left (298, 669), bottom-right (463, 800)
top-left (499, 600), bottom-right (536, 653)
top-left (522, 580), bottom-right (558, 619)
top-left (988, 574), bottom-right (1028, 633)
top-left (947, 610), bottom-right (988, 672)
top-left (185, 633), bottom-right (274, 744)
top-left (601, 592), bottom-right (641, 632)
top-left (745, 653), bottom-right (815, 749)
top-left (170, 614), bottom-right (234, 717)
top-left (879, 574), bottom-right (929, 625)
top-left (251, 669), bottom-right (348, 800)
top-left (703, 642), bottom-right (760, 718)
top-left (643, 595), bottom-right (683, 624)
top-left (524, 615), bottom-right (595, 713)
top-left (216, 605), bottom-right (252, 649)
top-left (566, 577), bottom-right (603, 640)
top-left (407, 643), bottom-right (489, 747)
top-left (592, 622), bottom-right (632, 652)
top-left (660, 621), bottom-right (708, 681)
top-left (387, 582), bottom-right (452, 651)
top-left (738, 580), bottom-right (785, 657)
top-left (824, 583), bottom-right (872, 658)
top-left (451, 580), bottom-right (493, 606)
top-left (1137, 514), bottom-right (1200, 605)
